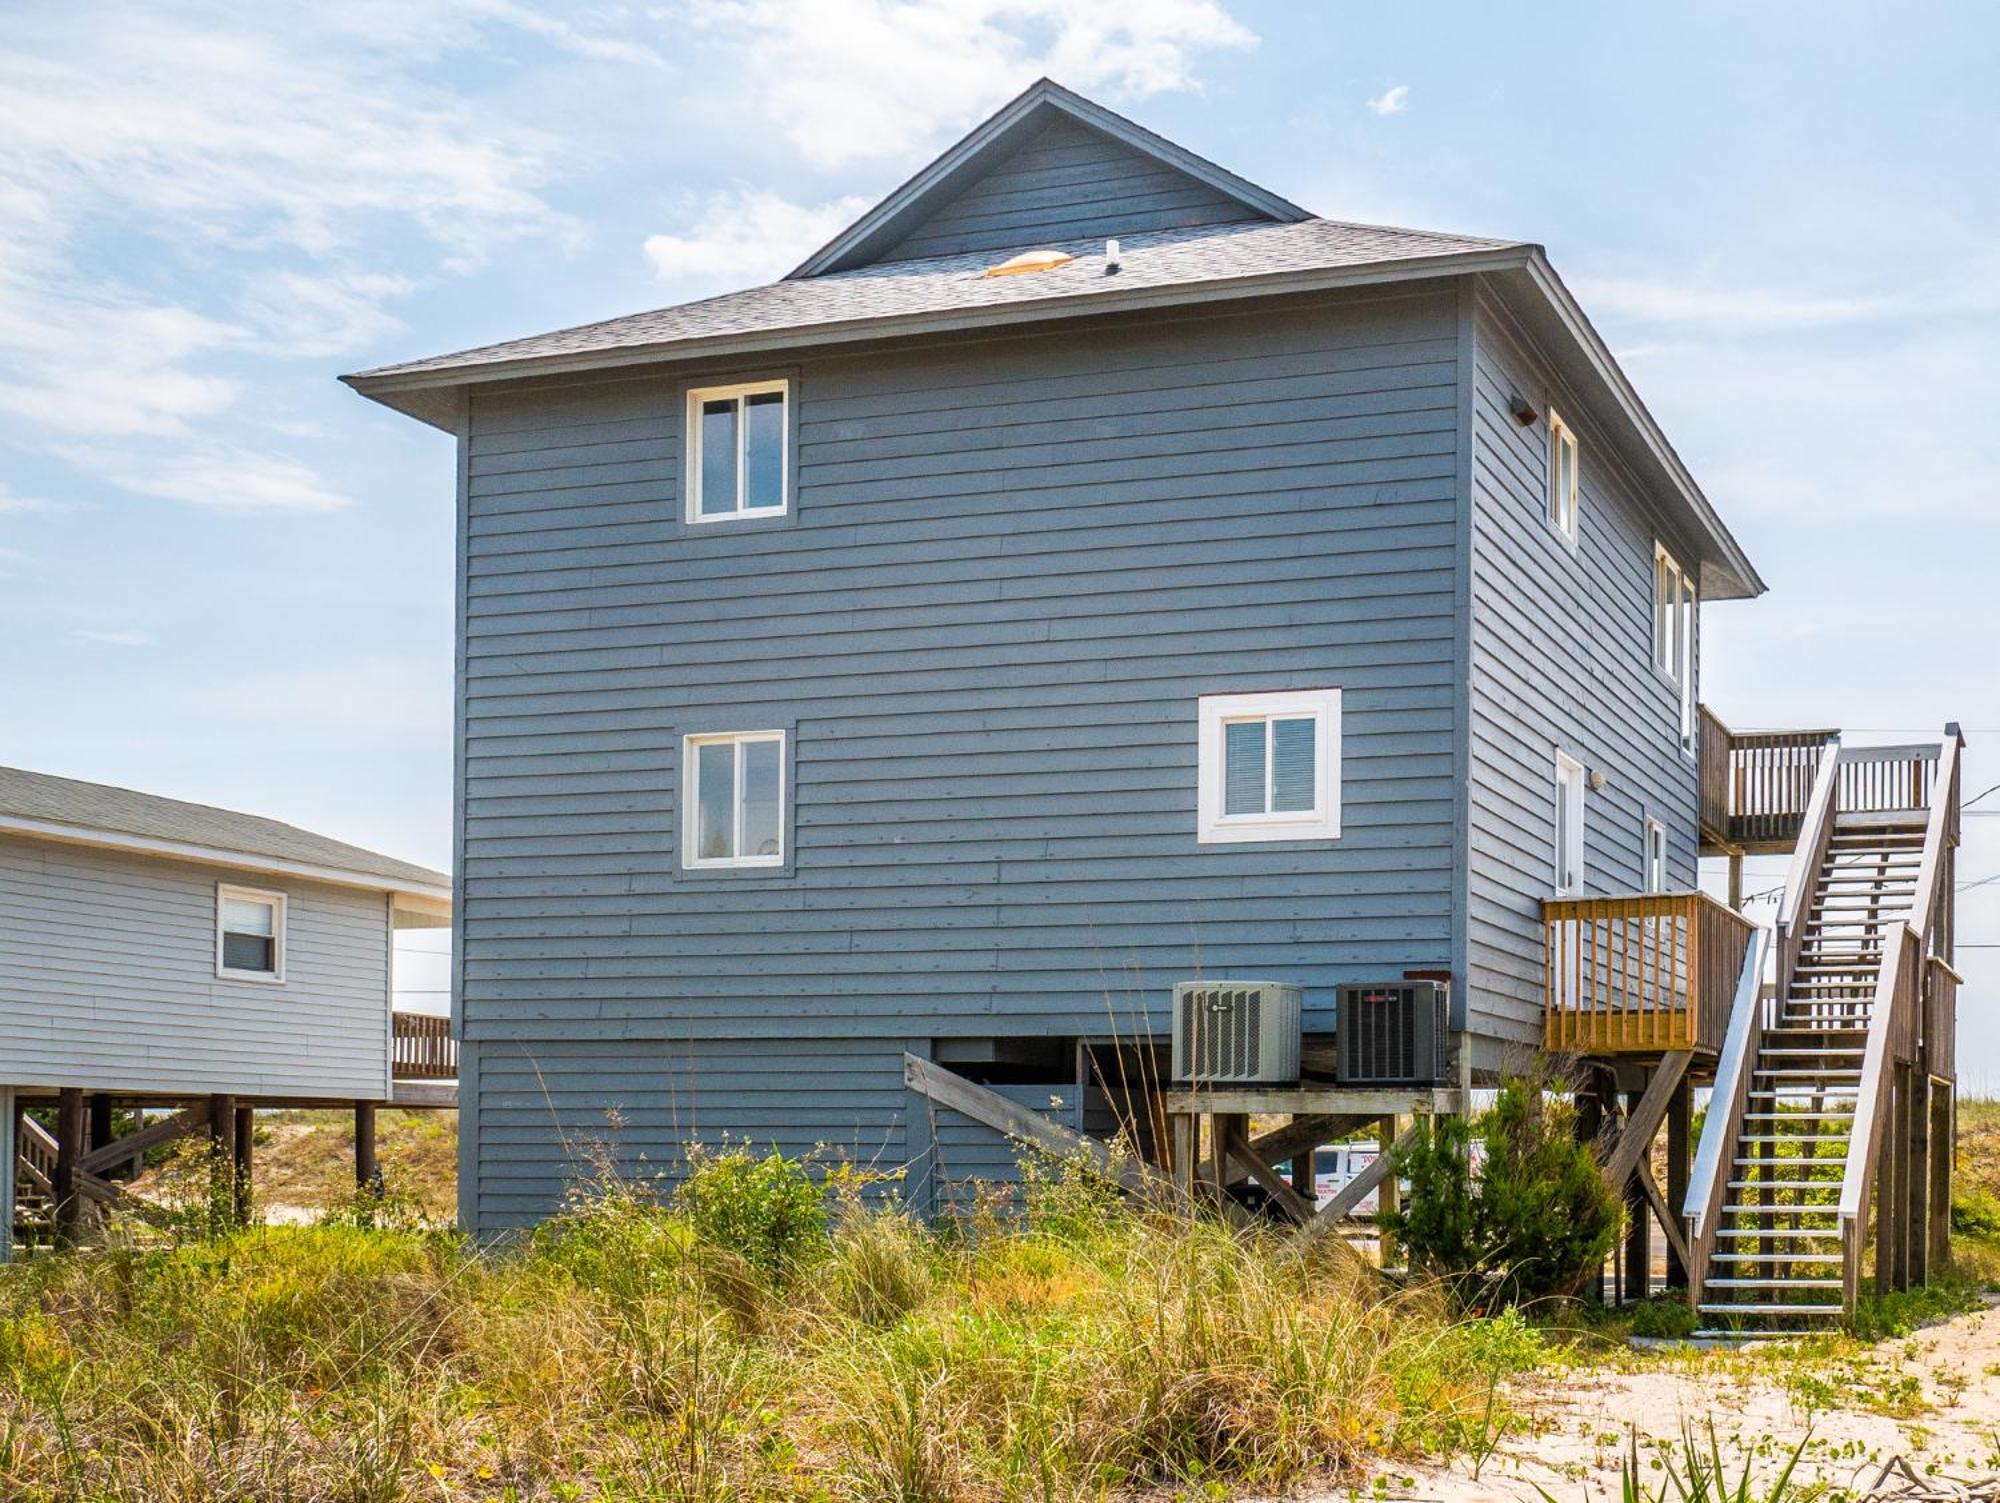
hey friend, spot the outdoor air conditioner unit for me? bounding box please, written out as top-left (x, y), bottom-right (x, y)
top-left (1171, 980), bottom-right (1301, 1084)
top-left (1335, 981), bottom-right (1449, 1086)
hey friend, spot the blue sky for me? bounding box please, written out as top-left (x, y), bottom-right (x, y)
top-left (2, 2), bottom-right (1994, 1070)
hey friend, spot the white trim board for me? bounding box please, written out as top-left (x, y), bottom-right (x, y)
top-left (0, 815), bottom-right (451, 906)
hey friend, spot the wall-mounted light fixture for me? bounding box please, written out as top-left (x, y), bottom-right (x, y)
top-left (1588, 769), bottom-right (1609, 793)
top-left (1508, 392), bottom-right (1539, 427)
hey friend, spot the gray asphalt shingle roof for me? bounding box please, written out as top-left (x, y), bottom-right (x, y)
top-left (348, 217), bottom-right (1524, 385)
top-left (0, 765), bottom-right (450, 893)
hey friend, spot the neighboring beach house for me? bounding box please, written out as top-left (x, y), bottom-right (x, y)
top-left (1, 766), bottom-right (454, 1254)
top-left (345, 80), bottom-right (1962, 1335)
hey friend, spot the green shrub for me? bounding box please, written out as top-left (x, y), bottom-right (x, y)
top-left (673, 1141), bottom-right (828, 1279)
top-left (1952, 1187), bottom-right (2000, 1239)
top-left (1629, 1294), bottom-right (1699, 1340)
top-left (1388, 1076), bottom-right (1618, 1309)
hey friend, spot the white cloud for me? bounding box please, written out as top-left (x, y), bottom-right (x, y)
top-left (60, 445), bottom-right (350, 513)
top-left (0, 483), bottom-right (63, 514)
top-left (1576, 276), bottom-right (1891, 331)
top-left (238, 271), bottom-right (419, 359)
top-left (0, 1), bottom-right (608, 503)
top-left (1366, 84), bottom-right (1409, 116)
top-left (644, 189), bottom-right (875, 293)
top-left (74, 629), bottom-right (153, 647)
top-left (668, 0), bottom-right (1257, 166)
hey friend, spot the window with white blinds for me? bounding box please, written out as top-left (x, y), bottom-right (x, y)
top-left (1197, 689), bottom-right (1341, 843)
top-left (216, 885), bottom-right (285, 981)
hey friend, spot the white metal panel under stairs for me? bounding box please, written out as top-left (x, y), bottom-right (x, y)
top-left (1686, 731), bottom-right (1963, 1339)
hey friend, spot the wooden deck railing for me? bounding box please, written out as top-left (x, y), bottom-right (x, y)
top-left (392, 1011), bottom-right (457, 1080)
top-left (1543, 892), bottom-right (1756, 1055)
top-left (1698, 707), bottom-right (1839, 849)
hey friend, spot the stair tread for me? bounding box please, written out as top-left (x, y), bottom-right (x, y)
top-left (1698, 1304), bottom-right (1845, 1315)
top-left (1704, 1278), bottom-right (1842, 1289)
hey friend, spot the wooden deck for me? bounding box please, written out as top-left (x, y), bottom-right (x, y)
top-left (1699, 706), bottom-right (1838, 855)
top-left (1543, 891), bottom-right (1756, 1055)
top-left (392, 1010), bottom-right (456, 1081)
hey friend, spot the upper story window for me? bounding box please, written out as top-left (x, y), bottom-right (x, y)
top-left (1554, 752), bottom-right (1585, 896)
top-left (1654, 545), bottom-right (1697, 749)
top-left (687, 380), bottom-right (788, 523)
top-left (217, 884), bottom-right (285, 981)
top-left (684, 730), bottom-right (786, 868)
top-left (1546, 408), bottom-right (1579, 545)
top-left (1196, 689), bottom-right (1342, 844)
top-left (1644, 817), bottom-right (1668, 893)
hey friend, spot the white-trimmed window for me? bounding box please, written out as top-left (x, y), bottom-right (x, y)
top-left (1654, 544), bottom-right (1697, 749)
top-left (216, 885), bottom-right (285, 981)
top-left (1554, 752), bottom-right (1585, 896)
top-left (1196, 689), bottom-right (1341, 844)
top-left (686, 380), bottom-right (788, 522)
top-left (684, 730), bottom-right (786, 868)
top-left (1546, 408), bottom-right (1579, 544)
top-left (1644, 817), bottom-right (1668, 893)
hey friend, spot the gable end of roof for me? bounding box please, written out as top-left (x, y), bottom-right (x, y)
top-left (784, 77), bottom-right (1310, 279)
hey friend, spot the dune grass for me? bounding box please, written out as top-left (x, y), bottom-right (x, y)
top-left (0, 1153), bottom-right (1543, 1502)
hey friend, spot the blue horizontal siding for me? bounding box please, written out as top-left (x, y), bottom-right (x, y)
top-left (1463, 289), bottom-right (1703, 1044)
top-left (875, 114), bottom-right (1261, 262)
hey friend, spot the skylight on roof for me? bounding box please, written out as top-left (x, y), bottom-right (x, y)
top-left (983, 249), bottom-right (1076, 278)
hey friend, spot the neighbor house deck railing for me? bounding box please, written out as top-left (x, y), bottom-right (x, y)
top-left (1699, 706), bottom-right (1839, 850)
top-left (392, 1011), bottom-right (457, 1080)
top-left (1543, 892), bottom-right (1756, 1055)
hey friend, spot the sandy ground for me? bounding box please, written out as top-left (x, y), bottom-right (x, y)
top-left (1304, 1299), bottom-right (2000, 1503)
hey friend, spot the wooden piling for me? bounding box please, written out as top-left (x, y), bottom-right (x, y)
top-left (355, 1101), bottom-right (380, 1196)
top-left (53, 1088), bottom-right (85, 1247)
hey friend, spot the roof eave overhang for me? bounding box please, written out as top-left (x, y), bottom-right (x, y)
top-left (1494, 252), bottom-right (1765, 602)
top-left (342, 244), bottom-right (1534, 428)
top-left (0, 814), bottom-right (454, 907)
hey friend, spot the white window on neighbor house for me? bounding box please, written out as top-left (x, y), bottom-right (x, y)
top-left (684, 730), bottom-right (786, 868)
top-left (686, 379), bottom-right (788, 522)
top-left (1654, 544), bottom-right (1697, 750)
top-left (216, 885), bottom-right (285, 981)
top-left (1645, 817), bottom-right (1669, 893)
top-left (1196, 689), bottom-right (1342, 844)
top-left (1546, 408), bottom-right (1579, 545)
top-left (1554, 752), bottom-right (1586, 896)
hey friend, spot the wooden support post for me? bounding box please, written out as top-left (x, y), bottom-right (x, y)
top-left (1576, 1071), bottom-right (1608, 1303)
top-left (209, 1094), bottom-right (236, 1232)
top-left (1207, 1114), bottom-right (1242, 1206)
top-left (1908, 1072), bottom-right (1931, 1287)
top-left (53, 1088), bottom-right (86, 1248)
top-left (1169, 1113), bottom-right (1197, 1203)
top-left (88, 1093), bottom-right (113, 1155)
top-left (1930, 1084), bottom-right (1954, 1271)
top-left (1376, 1114), bottom-right (1401, 1270)
top-left (0, 1085), bottom-right (14, 1265)
top-left (233, 1105), bottom-right (254, 1224)
top-left (355, 1101), bottom-right (380, 1197)
top-left (1728, 853), bottom-right (1744, 911)
top-left (1665, 1072), bottom-right (1692, 1289)
top-left (1622, 1087), bottom-right (1651, 1304)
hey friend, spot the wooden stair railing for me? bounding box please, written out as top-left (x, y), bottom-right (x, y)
top-left (1683, 736), bottom-right (1838, 1300)
top-left (1838, 731), bottom-right (1960, 1305)
top-left (1682, 924), bottom-right (1771, 1297)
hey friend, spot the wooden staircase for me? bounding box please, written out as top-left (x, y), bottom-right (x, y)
top-left (1687, 732), bottom-right (1962, 1339)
